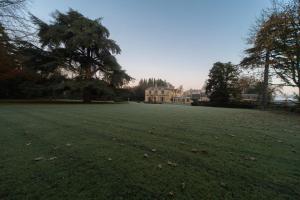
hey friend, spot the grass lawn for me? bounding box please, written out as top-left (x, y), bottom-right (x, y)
top-left (0, 103), bottom-right (299, 200)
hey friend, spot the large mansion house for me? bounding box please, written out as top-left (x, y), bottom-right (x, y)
top-left (145, 86), bottom-right (183, 103)
top-left (145, 86), bottom-right (209, 104)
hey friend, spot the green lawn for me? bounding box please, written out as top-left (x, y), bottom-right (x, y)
top-left (0, 103), bottom-right (299, 200)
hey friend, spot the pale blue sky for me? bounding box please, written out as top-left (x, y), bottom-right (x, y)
top-left (29, 0), bottom-right (274, 89)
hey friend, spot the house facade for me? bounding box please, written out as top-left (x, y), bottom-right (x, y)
top-left (145, 86), bottom-right (182, 103)
top-left (173, 96), bottom-right (192, 104)
top-left (183, 89), bottom-right (209, 102)
top-left (145, 86), bottom-right (210, 104)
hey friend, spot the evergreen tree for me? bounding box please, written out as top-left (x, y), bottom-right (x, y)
top-left (32, 9), bottom-right (132, 102)
top-left (206, 62), bottom-right (241, 104)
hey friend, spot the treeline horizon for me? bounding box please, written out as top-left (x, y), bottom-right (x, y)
top-left (0, 0), bottom-right (299, 108)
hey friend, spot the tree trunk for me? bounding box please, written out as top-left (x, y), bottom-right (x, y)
top-left (298, 86), bottom-right (300, 102)
top-left (82, 65), bottom-right (92, 103)
top-left (82, 88), bottom-right (92, 103)
top-left (262, 51), bottom-right (270, 110)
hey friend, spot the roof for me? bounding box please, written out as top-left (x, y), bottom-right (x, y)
top-left (145, 86), bottom-right (175, 90)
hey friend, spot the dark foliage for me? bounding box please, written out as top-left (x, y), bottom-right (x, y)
top-left (205, 62), bottom-right (241, 104)
top-left (0, 9), bottom-right (132, 102)
top-left (191, 99), bottom-right (258, 109)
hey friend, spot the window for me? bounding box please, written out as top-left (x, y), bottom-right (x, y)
top-left (161, 90), bottom-right (164, 95)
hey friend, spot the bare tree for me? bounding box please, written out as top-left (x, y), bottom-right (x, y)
top-left (0, 0), bottom-right (32, 39)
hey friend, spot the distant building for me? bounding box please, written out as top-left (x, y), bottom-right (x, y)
top-left (145, 86), bottom-right (210, 104)
top-left (241, 93), bottom-right (259, 101)
top-left (173, 96), bottom-right (192, 104)
top-left (183, 89), bottom-right (209, 102)
top-left (145, 86), bottom-right (182, 103)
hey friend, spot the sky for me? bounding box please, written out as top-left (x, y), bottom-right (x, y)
top-left (29, 0), bottom-right (282, 90)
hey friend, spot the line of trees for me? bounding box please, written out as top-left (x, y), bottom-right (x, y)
top-left (0, 1), bottom-right (132, 102)
top-left (1, 0), bottom-right (299, 107)
top-left (204, 62), bottom-right (279, 106)
top-left (205, 0), bottom-right (300, 109)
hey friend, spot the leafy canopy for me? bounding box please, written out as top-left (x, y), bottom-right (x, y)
top-left (30, 9), bottom-right (132, 102)
top-left (32, 9), bottom-right (131, 84)
top-left (206, 62), bottom-right (240, 104)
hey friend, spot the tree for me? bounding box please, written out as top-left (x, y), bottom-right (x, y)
top-left (242, 0), bottom-right (300, 103)
top-left (0, 24), bottom-right (16, 79)
top-left (16, 40), bottom-right (66, 99)
top-left (240, 9), bottom-right (284, 109)
top-left (0, 0), bottom-right (31, 38)
top-left (0, 25), bottom-right (68, 99)
top-left (205, 62), bottom-right (240, 104)
top-left (32, 9), bottom-right (132, 102)
top-left (0, 1), bottom-right (38, 98)
top-left (0, 24), bottom-right (21, 97)
top-left (238, 75), bottom-right (279, 102)
top-left (270, 0), bottom-right (300, 101)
